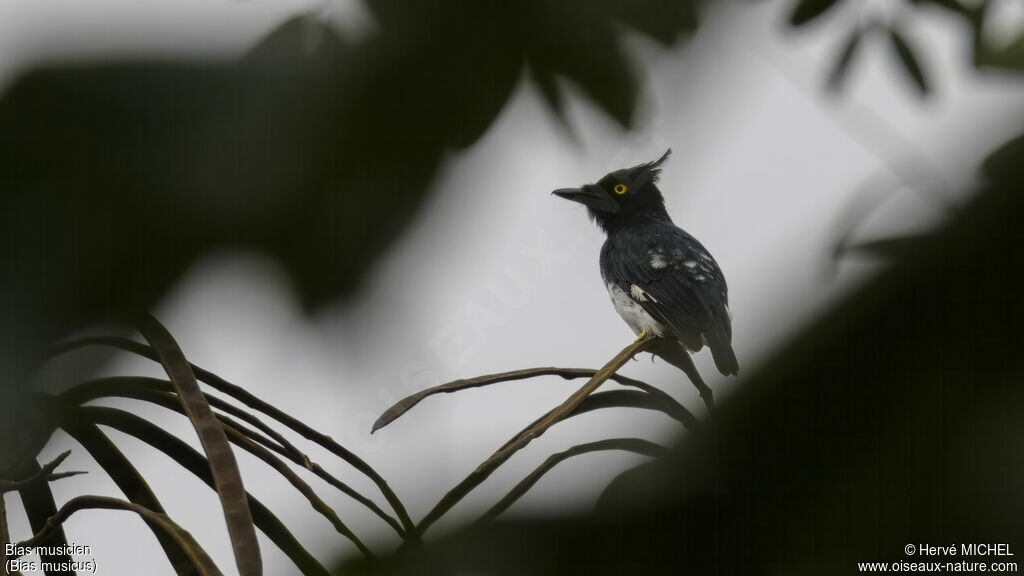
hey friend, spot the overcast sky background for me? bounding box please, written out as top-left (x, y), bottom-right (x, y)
top-left (4, 1), bottom-right (1024, 575)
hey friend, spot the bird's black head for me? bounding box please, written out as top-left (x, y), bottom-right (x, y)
top-left (553, 149), bottom-right (672, 233)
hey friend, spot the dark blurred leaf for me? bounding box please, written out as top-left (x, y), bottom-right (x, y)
top-left (0, 3), bottom-right (704, 414)
top-left (837, 234), bottom-right (933, 261)
top-left (789, 0), bottom-right (843, 26)
top-left (530, 65), bottom-right (567, 123)
top-left (981, 132), bottom-right (1024, 179)
top-left (594, 459), bottom-right (662, 512)
top-left (133, 314), bottom-right (261, 576)
top-left (827, 25), bottom-right (863, 92)
top-left (976, 34), bottom-right (1024, 72)
top-left (597, 0), bottom-right (700, 44)
top-left (911, 0), bottom-right (969, 16)
top-left (526, 2), bottom-right (637, 126)
top-left (889, 26), bottom-right (930, 94)
top-left (365, 0), bottom-right (701, 129)
top-left (0, 397), bottom-right (58, 481)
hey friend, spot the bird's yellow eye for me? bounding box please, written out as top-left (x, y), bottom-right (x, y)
top-left (614, 184), bottom-right (627, 195)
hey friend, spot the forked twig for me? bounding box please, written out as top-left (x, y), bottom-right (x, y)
top-left (0, 451), bottom-right (84, 493)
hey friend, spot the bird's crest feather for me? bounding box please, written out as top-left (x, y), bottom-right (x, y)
top-left (628, 149), bottom-right (671, 188)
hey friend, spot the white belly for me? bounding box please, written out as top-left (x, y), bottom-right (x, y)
top-left (606, 282), bottom-right (667, 337)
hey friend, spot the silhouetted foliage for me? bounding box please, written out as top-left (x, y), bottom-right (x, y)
top-left (789, 0), bottom-right (842, 26)
top-left (2, 1), bottom-right (1024, 574)
top-left (791, 0), bottom-right (1024, 93)
top-left (0, 0), bottom-right (702, 480)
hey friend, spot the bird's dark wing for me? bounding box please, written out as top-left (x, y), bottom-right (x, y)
top-left (601, 223), bottom-right (739, 375)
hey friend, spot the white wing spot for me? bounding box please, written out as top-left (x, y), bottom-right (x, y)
top-left (630, 284), bottom-right (658, 302)
top-left (699, 252), bottom-right (713, 261)
top-left (695, 275), bottom-right (706, 281)
top-left (649, 250), bottom-right (668, 269)
top-left (630, 284), bottom-right (648, 301)
top-left (607, 283), bottom-right (666, 337)
top-left (683, 260), bottom-right (697, 269)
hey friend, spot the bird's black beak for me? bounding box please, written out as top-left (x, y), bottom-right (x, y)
top-left (552, 184), bottom-right (618, 212)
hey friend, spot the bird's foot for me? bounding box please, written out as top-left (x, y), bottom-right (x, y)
top-left (633, 330), bottom-right (647, 343)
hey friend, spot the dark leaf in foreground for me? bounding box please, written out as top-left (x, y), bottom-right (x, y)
top-left (837, 234), bottom-right (934, 261)
top-left (827, 26), bottom-right (863, 92)
top-left (789, 0), bottom-right (843, 26)
top-left (981, 132), bottom-right (1024, 179)
top-left (911, 0), bottom-right (969, 17)
top-left (1, 2), bottom-right (703, 431)
top-left (976, 34), bottom-right (1024, 72)
top-left (889, 27), bottom-right (930, 94)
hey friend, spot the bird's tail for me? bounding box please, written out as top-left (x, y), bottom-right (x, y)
top-left (704, 316), bottom-right (739, 376)
top-left (648, 339), bottom-right (715, 409)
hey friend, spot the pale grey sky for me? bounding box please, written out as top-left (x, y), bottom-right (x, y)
top-left (7, 1), bottom-right (1024, 575)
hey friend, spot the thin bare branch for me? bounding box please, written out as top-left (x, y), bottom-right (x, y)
top-left (498, 389), bottom-right (695, 456)
top-left (373, 365), bottom-right (693, 433)
top-left (62, 379), bottom-right (405, 540)
top-left (13, 495), bottom-right (222, 576)
top-left (479, 438), bottom-right (670, 523)
top-left (48, 336), bottom-right (417, 540)
top-left (414, 336), bottom-right (656, 537)
top-left (219, 421), bottom-right (375, 558)
top-left (62, 417), bottom-right (209, 576)
top-left (71, 406), bottom-right (331, 576)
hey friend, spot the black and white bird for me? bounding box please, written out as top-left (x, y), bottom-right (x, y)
top-left (553, 150), bottom-right (738, 400)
